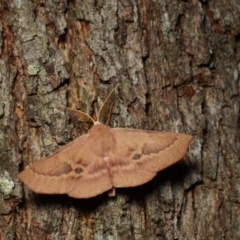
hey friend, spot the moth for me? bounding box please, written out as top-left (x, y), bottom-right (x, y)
top-left (18, 87), bottom-right (192, 198)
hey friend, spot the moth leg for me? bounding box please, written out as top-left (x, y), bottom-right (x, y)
top-left (108, 187), bottom-right (116, 197)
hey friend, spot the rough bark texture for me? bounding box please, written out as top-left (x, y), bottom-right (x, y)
top-left (0, 0), bottom-right (239, 239)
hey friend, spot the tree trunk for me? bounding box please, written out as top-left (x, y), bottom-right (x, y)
top-left (0, 0), bottom-right (239, 239)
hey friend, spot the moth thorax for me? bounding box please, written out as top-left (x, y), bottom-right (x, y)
top-left (88, 124), bottom-right (115, 156)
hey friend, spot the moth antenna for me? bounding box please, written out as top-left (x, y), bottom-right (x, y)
top-left (56, 105), bottom-right (95, 124)
top-left (105, 101), bottom-right (115, 126)
top-left (97, 84), bottom-right (118, 122)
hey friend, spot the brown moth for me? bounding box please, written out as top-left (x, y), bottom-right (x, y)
top-left (18, 87), bottom-right (192, 199)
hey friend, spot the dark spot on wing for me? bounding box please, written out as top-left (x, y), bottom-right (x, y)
top-left (75, 167), bottom-right (83, 174)
top-left (132, 153), bottom-right (142, 160)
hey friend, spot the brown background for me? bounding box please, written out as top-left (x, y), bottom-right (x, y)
top-left (0, 0), bottom-right (239, 239)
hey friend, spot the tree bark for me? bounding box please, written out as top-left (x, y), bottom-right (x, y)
top-left (0, 0), bottom-right (239, 239)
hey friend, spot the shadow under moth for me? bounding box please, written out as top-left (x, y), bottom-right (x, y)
top-left (18, 87), bottom-right (192, 199)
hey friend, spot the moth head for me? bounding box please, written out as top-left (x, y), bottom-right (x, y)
top-left (94, 121), bottom-right (102, 126)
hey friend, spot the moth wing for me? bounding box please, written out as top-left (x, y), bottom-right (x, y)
top-left (111, 128), bottom-right (192, 187)
top-left (18, 134), bottom-right (112, 198)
